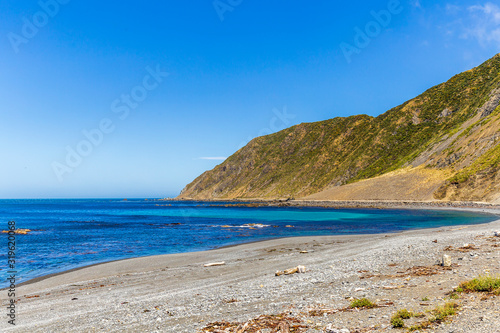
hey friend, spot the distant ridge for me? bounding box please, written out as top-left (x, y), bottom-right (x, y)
top-left (179, 54), bottom-right (500, 203)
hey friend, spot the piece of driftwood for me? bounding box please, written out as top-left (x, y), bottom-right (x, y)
top-left (275, 265), bottom-right (306, 276)
top-left (204, 262), bottom-right (226, 267)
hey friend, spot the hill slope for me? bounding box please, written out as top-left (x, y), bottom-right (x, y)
top-left (179, 54), bottom-right (500, 202)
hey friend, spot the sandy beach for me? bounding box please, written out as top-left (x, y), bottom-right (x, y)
top-left (3, 207), bottom-right (500, 332)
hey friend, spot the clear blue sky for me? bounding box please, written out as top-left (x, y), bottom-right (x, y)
top-left (1, 0), bottom-right (499, 198)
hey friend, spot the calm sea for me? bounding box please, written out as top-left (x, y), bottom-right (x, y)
top-left (0, 199), bottom-right (497, 287)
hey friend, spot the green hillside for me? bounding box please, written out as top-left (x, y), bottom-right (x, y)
top-left (179, 54), bottom-right (500, 201)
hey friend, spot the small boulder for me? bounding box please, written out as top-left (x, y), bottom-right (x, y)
top-left (442, 254), bottom-right (452, 267)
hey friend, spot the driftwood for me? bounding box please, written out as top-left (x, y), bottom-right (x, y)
top-left (275, 265), bottom-right (306, 276)
top-left (204, 262), bottom-right (226, 267)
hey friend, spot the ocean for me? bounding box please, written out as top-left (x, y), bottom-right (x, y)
top-left (0, 199), bottom-right (497, 287)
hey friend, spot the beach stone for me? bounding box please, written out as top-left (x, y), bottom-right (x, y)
top-left (442, 254), bottom-right (452, 267)
top-left (494, 231), bottom-right (500, 237)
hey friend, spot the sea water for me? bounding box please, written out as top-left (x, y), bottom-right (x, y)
top-left (0, 199), bottom-right (497, 287)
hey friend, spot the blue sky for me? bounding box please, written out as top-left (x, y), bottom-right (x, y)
top-left (1, 0), bottom-right (499, 198)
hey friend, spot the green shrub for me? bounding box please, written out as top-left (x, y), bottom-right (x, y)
top-left (349, 298), bottom-right (376, 309)
top-left (459, 275), bottom-right (500, 293)
top-left (430, 302), bottom-right (458, 323)
top-left (391, 316), bottom-right (405, 328)
top-left (395, 308), bottom-right (414, 319)
top-left (390, 308), bottom-right (415, 328)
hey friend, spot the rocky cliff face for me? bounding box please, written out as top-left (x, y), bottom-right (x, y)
top-left (179, 54), bottom-right (500, 202)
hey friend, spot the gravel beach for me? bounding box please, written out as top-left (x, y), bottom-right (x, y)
top-left (3, 207), bottom-right (500, 333)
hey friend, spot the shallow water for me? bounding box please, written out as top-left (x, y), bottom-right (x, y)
top-left (0, 199), bottom-right (497, 287)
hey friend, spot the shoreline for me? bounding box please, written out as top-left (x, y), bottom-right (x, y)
top-left (12, 201), bottom-right (500, 291)
top-left (11, 204), bottom-right (500, 290)
top-left (184, 197), bottom-right (500, 209)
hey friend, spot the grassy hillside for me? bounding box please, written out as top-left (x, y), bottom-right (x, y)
top-left (179, 54), bottom-right (500, 201)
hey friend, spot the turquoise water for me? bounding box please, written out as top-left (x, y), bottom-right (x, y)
top-left (0, 199), bottom-right (497, 287)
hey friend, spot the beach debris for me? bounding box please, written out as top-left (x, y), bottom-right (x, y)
top-left (432, 239), bottom-right (438, 243)
top-left (201, 313), bottom-right (307, 332)
top-left (236, 322), bottom-right (249, 332)
top-left (275, 265), bottom-right (306, 276)
top-left (445, 244), bottom-right (478, 252)
top-left (2, 229), bottom-right (32, 235)
top-left (309, 308), bottom-right (339, 316)
top-left (362, 265), bottom-right (447, 280)
top-left (382, 285), bottom-right (403, 290)
top-left (458, 243), bottom-right (477, 251)
top-left (25, 295), bottom-right (40, 299)
top-left (204, 262), bottom-right (225, 267)
top-left (494, 231), bottom-right (500, 237)
top-left (325, 326), bottom-right (350, 333)
top-left (299, 250), bottom-right (308, 254)
top-left (274, 321), bottom-right (291, 332)
top-left (285, 225), bottom-right (294, 228)
top-left (442, 254), bottom-right (452, 267)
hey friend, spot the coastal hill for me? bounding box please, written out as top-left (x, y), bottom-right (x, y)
top-left (179, 54), bottom-right (500, 203)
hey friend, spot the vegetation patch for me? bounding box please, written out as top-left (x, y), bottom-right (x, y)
top-left (349, 298), bottom-right (377, 309)
top-left (391, 309), bottom-right (415, 328)
top-left (457, 275), bottom-right (500, 294)
top-left (391, 302), bottom-right (458, 331)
